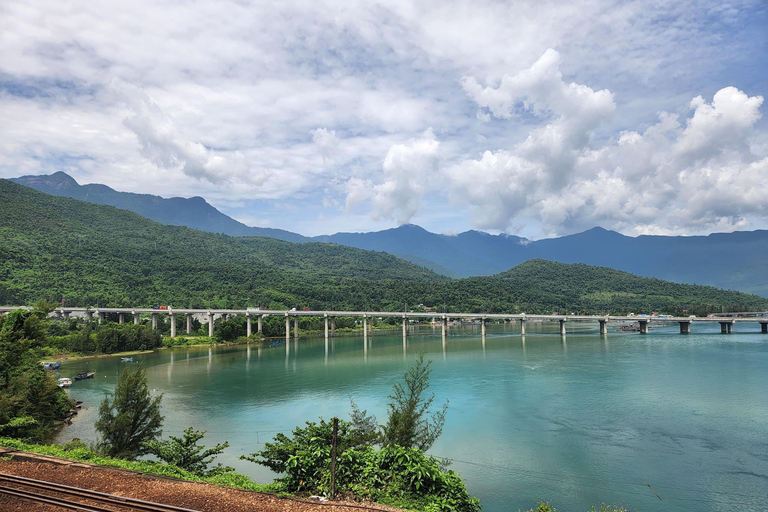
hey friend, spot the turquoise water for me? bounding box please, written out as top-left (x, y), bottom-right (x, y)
top-left (55, 322), bottom-right (768, 512)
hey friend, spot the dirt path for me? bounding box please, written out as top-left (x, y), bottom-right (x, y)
top-left (0, 449), bottom-right (405, 512)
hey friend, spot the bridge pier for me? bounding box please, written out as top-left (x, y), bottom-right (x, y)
top-left (520, 317), bottom-right (526, 336)
top-left (638, 320), bottom-right (648, 334)
top-left (285, 313), bottom-right (290, 342)
top-left (133, 312), bottom-right (139, 325)
top-left (559, 318), bottom-right (567, 336)
top-left (258, 314), bottom-right (263, 333)
top-left (186, 314), bottom-right (192, 334)
top-left (599, 319), bottom-right (607, 335)
top-left (170, 312), bottom-right (176, 337)
top-left (363, 314), bottom-right (368, 337)
top-left (679, 321), bottom-right (690, 334)
top-left (441, 316), bottom-right (447, 338)
top-left (402, 315), bottom-right (408, 338)
top-left (324, 313), bottom-right (329, 339)
top-left (151, 313), bottom-right (158, 330)
top-left (97, 311), bottom-right (103, 325)
top-left (481, 317), bottom-right (486, 337)
top-left (331, 316), bottom-right (336, 336)
top-left (208, 312), bottom-right (214, 337)
top-left (246, 313), bottom-right (252, 337)
top-left (119, 313), bottom-right (125, 324)
top-left (294, 316), bottom-right (299, 338)
top-left (719, 321), bottom-right (733, 334)
top-left (761, 322), bottom-right (768, 334)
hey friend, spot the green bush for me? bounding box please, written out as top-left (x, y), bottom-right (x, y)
top-left (242, 418), bottom-right (480, 512)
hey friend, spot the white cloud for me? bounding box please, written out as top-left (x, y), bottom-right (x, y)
top-left (0, 0), bottom-right (765, 237)
top-left (353, 129), bottom-right (441, 225)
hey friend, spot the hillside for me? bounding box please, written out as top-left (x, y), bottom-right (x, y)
top-left (1, 180), bottom-right (765, 315)
top-left (13, 173), bottom-right (768, 297)
top-left (10, 172), bottom-right (308, 243)
top-left (0, 180), bottom-right (443, 309)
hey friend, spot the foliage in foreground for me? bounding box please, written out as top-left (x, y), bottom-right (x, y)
top-left (0, 437), bottom-right (277, 492)
top-left (144, 427), bottom-right (233, 477)
top-left (241, 418), bottom-right (481, 512)
top-left (95, 366), bottom-right (163, 459)
top-left (381, 353), bottom-right (448, 451)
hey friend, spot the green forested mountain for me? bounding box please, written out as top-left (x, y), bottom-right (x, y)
top-left (1, 179), bottom-right (765, 315)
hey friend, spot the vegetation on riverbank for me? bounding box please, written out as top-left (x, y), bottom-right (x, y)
top-left (0, 304), bottom-right (74, 442)
top-left (2, 179), bottom-right (766, 316)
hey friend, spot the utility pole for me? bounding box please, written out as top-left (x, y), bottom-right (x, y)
top-left (330, 417), bottom-right (338, 500)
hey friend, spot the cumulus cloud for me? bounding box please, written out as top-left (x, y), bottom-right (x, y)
top-left (112, 80), bottom-right (262, 185)
top-left (450, 50), bottom-right (766, 235)
top-left (311, 128), bottom-right (340, 165)
top-left (347, 129), bottom-right (441, 225)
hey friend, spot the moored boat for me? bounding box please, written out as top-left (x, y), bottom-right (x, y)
top-left (120, 356), bottom-right (133, 362)
top-left (57, 377), bottom-right (72, 388)
top-left (74, 371), bottom-right (96, 380)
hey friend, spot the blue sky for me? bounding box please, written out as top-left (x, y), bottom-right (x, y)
top-left (1, 0), bottom-right (766, 239)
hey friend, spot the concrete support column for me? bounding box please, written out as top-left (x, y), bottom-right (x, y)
top-left (118, 313), bottom-right (125, 324)
top-left (285, 314), bottom-right (290, 342)
top-left (208, 312), bottom-right (214, 337)
top-left (599, 319), bottom-right (607, 335)
top-left (97, 312), bottom-right (103, 325)
top-left (63, 312), bottom-right (70, 320)
top-left (638, 320), bottom-right (648, 334)
top-left (186, 314), bottom-right (192, 334)
top-left (402, 315), bottom-right (408, 338)
top-left (86, 310), bottom-right (93, 322)
top-left (761, 322), bottom-right (768, 334)
top-left (719, 321), bottom-right (733, 334)
top-left (221, 313), bottom-right (228, 321)
top-left (246, 313), bottom-right (252, 337)
top-left (151, 313), bottom-right (158, 330)
top-left (294, 316), bottom-right (299, 338)
top-left (559, 318), bottom-right (567, 336)
top-left (679, 321), bottom-right (691, 334)
top-left (324, 314), bottom-right (329, 339)
top-left (441, 316), bottom-right (447, 338)
top-left (331, 317), bottom-right (336, 336)
top-left (133, 312), bottom-right (139, 325)
top-left (258, 315), bottom-right (263, 333)
top-left (520, 318), bottom-right (526, 336)
top-left (170, 313), bottom-right (176, 337)
top-left (481, 317), bottom-right (486, 337)
top-left (363, 315), bottom-right (368, 336)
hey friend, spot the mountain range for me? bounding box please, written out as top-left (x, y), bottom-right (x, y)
top-left (3, 178), bottom-right (764, 315)
top-left (11, 172), bottom-right (768, 297)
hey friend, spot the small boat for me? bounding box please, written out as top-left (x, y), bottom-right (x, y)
top-left (57, 377), bottom-right (72, 388)
top-left (120, 356), bottom-right (133, 362)
top-left (42, 361), bottom-right (61, 370)
top-left (74, 371), bottom-right (96, 380)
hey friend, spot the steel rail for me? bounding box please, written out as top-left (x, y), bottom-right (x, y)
top-left (0, 472), bottom-right (202, 512)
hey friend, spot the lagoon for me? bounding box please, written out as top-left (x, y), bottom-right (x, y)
top-left (55, 323), bottom-right (768, 512)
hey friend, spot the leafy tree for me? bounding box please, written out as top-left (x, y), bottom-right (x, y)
top-left (0, 306), bottom-right (72, 442)
top-left (144, 427), bottom-right (233, 477)
top-left (382, 353), bottom-right (448, 451)
top-left (95, 367), bottom-right (163, 459)
top-left (349, 398), bottom-right (381, 446)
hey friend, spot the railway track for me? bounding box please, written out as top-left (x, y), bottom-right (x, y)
top-left (0, 472), bottom-right (203, 512)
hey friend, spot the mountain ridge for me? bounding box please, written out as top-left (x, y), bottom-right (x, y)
top-left (10, 172), bottom-right (768, 296)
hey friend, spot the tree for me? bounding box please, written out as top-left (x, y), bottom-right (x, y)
top-left (95, 367), bottom-right (163, 459)
top-left (144, 427), bottom-right (233, 476)
top-left (382, 353), bottom-right (448, 451)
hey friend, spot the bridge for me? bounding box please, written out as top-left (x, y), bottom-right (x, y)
top-left (1, 306), bottom-right (767, 339)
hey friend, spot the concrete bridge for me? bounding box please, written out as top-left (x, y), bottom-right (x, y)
top-left (2, 306), bottom-right (767, 340)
